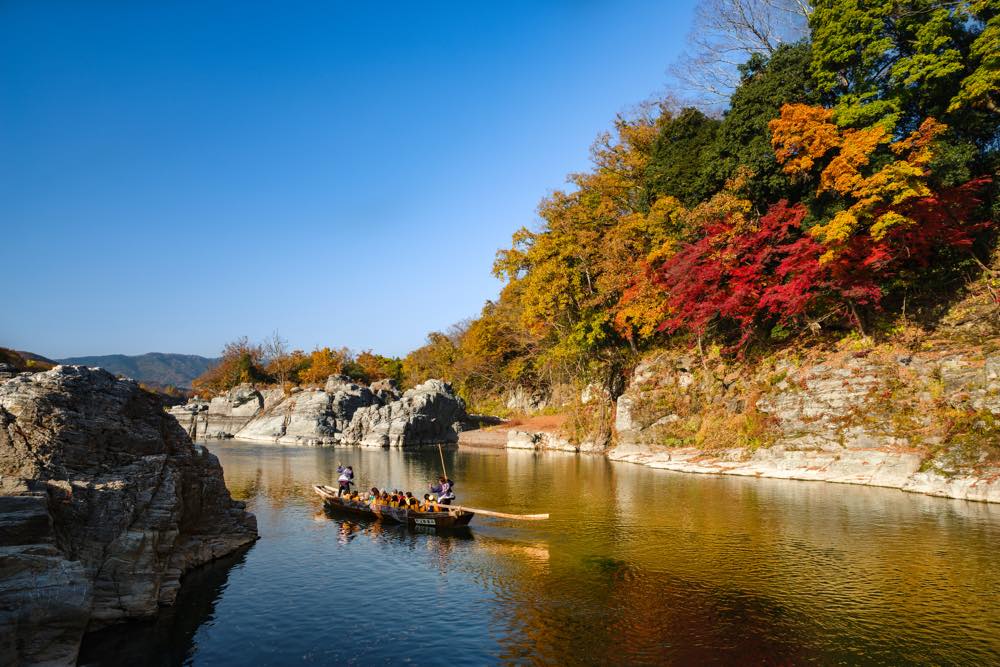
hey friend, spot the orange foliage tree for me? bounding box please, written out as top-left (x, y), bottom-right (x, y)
top-left (769, 103), bottom-right (948, 257)
top-left (298, 347), bottom-right (351, 385)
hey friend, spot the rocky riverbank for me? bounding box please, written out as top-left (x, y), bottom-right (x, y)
top-left (169, 376), bottom-right (468, 448)
top-left (461, 312), bottom-right (1000, 504)
top-left (0, 366), bottom-right (258, 666)
top-left (605, 336), bottom-right (1000, 503)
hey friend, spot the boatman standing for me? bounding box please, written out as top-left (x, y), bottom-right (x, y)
top-left (430, 476), bottom-right (455, 506)
top-left (336, 464), bottom-right (354, 497)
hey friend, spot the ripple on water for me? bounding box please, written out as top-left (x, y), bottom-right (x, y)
top-left (78, 442), bottom-right (1000, 666)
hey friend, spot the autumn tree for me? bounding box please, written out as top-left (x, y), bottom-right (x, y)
top-left (299, 347), bottom-right (351, 385)
top-left (262, 330), bottom-right (301, 390)
top-left (770, 103), bottom-right (950, 254)
top-left (402, 332), bottom-right (458, 388)
top-left (354, 350), bottom-right (404, 384)
top-left (192, 336), bottom-right (267, 395)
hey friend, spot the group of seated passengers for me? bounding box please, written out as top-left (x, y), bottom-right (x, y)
top-left (339, 487), bottom-right (444, 512)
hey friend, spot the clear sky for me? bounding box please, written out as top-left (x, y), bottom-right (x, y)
top-left (2, 1), bottom-right (696, 359)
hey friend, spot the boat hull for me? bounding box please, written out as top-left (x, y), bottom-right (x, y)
top-left (314, 485), bottom-right (474, 528)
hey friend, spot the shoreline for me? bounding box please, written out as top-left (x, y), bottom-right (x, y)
top-left (608, 444), bottom-right (1000, 504)
top-left (458, 432), bottom-right (1000, 504)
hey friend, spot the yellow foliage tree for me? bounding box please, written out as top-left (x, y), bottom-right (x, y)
top-left (770, 104), bottom-right (947, 256)
top-left (299, 347), bottom-right (350, 385)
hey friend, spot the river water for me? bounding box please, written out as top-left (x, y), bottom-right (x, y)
top-left (79, 441), bottom-right (1000, 666)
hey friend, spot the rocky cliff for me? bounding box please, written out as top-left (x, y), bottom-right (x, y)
top-left (0, 366), bottom-right (258, 666)
top-left (170, 376), bottom-right (468, 447)
top-left (609, 339), bottom-right (1000, 503)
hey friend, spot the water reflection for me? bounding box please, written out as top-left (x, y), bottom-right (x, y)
top-left (78, 546), bottom-right (252, 667)
top-left (81, 442), bottom-right (1000, 666)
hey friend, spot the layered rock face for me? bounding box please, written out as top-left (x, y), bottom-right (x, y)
top-left (169, 384), bottom-right (283, 439)
top-left (610, 344), bottom-right (1000, 503)
top-left (341, 380), bottom-right (467, 448)
top-left (170, 376), bottom-right (468, 448)
top-left (234, 376), bottom-right (378, 445)
top-left (0, 366), bottom-right (258, 666)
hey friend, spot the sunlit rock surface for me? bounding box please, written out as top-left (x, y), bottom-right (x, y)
top-left (0, 366), bottom-right (258, 666)
top-left (341, 379), bottom-right (468, 448)
top-left (610, 346), bottom-right (1000, 503)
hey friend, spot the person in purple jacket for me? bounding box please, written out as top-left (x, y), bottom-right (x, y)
top-left (336, 464), bottom-right (354, 497)
top-left (429, 476), bottom-right (456, 505)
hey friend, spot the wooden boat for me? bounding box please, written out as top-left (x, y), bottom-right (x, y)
top-left (313, 484), bottom-right (475, 529)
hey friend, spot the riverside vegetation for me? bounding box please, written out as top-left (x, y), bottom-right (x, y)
top-left (189, 0), bottom-right (999, 500)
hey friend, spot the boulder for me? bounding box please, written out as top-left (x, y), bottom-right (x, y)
top-left (342, 379), bottom-right (467, 448)
top-left (234, 378), bottom-right (378, 445)
top-left (323, 376), bottom-right (379, 431)
top-left (0, 366), bottom-right (258, 666)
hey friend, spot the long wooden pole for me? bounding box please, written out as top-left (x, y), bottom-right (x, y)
top-left (449, 505), bottom-right (549, 521)
top-left (315, 486), bottom-right (548, 521)
top-left (437, 443), bottom-right (448, 479)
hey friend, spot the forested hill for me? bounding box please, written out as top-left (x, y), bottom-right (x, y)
top-left (398, 0), bottom-right (999, 413)
top-left (55, 353), bottom-right (219, 388)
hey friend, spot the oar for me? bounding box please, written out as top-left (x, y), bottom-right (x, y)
top-left (448, 505), bottom-right (549, 521)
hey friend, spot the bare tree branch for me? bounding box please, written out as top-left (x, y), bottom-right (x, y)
top-left (669, 0), bottom-right (811, 106)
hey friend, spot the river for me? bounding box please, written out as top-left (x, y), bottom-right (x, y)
top-left (78, 441), bottom-right (1000, 665)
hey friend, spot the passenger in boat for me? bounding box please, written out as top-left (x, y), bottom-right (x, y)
top-left (336, 465), bottom-right (354, 497)
top-left (430, 476), bottom-right (455, 505)
top-left (368, 487), bottom-right (380, 503)
top-left (405, 492), bottom-right (418, 509)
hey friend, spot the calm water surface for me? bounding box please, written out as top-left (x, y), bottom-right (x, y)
top-left (79, 441), bottom-right (1000, 665)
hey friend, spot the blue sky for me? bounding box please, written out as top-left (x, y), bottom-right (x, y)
top-left (1, 1), bottom-right (696, 359)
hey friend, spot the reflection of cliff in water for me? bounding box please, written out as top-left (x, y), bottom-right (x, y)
top-left (77, 546), bottom-right (252, 667)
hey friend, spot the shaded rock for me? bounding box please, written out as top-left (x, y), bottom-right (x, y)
top-left (0, 366), bottom-right (257, 666)
top-left (369, 378), bottom-right (402, 403)
top-left (342, 380), bottom-right (467, 448)
top-left (0, 494), bottom-right (92, 667)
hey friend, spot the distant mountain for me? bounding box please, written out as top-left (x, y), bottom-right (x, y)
top-left (55, 353), bottom-right (219, 388)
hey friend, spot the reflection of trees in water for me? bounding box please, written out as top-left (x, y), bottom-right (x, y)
top-left (78, 545), bottom-right (253, 666)
top-left (202, 442), bottom-right (1000, 664)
